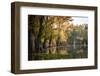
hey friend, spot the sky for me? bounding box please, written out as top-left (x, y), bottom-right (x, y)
top-left (71, 16), bottom-right (88, 25)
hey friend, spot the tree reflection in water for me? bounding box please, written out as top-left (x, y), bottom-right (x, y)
top-left (31, 45), bottom-right (88, 60)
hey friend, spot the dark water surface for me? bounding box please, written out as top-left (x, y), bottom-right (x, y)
top-left (31, 45), bottom-right (88, 60)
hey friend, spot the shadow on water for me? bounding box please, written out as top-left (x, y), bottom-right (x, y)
top-left (31, 45), bottom-right (88, 60)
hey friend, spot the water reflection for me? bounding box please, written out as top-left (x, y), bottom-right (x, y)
top-left (32, 46), bottom-right (88, 60)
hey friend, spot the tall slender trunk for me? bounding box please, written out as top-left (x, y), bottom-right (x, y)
top-left (73, 39), bottom-right (76, 49)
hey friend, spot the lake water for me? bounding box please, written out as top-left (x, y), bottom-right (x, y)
top-left (31, 46), bottom-right (88, 60)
